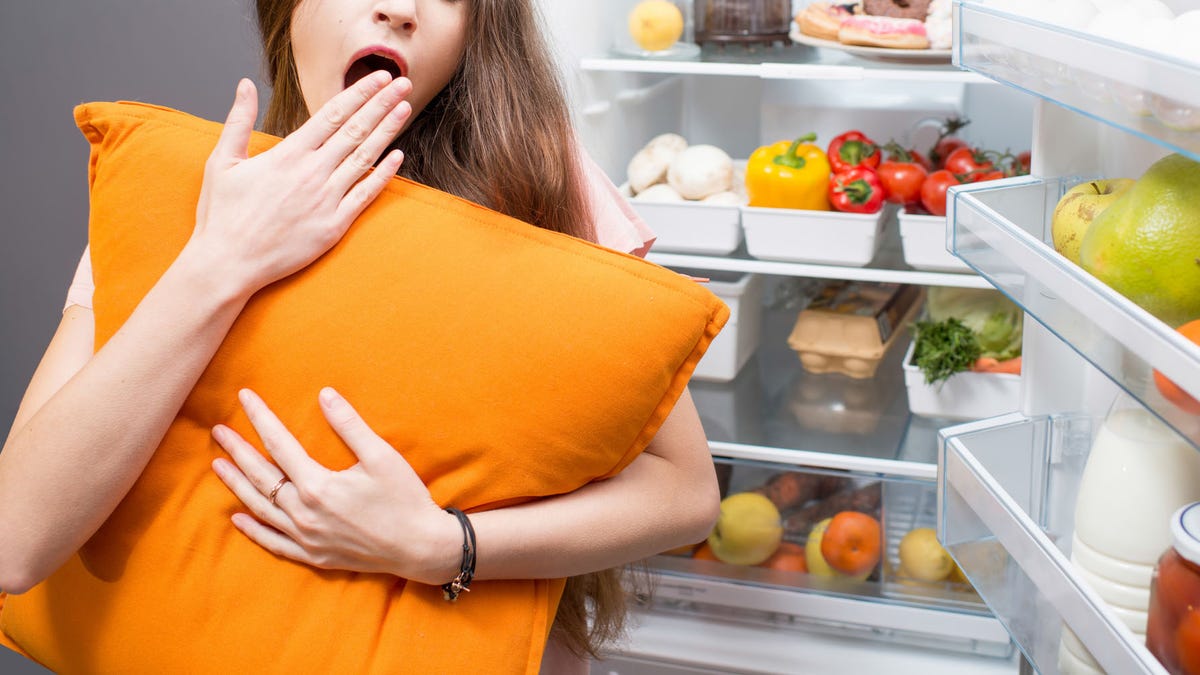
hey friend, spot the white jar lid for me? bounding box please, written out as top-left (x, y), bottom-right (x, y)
top-left (1171, 502), bottom-right (1200, 566)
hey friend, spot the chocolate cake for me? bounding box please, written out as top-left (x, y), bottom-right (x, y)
top-left (862, 0), bottom-right (931, 20)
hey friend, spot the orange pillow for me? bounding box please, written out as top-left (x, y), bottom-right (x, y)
top-left (0, 102), bottom-right (728, 673)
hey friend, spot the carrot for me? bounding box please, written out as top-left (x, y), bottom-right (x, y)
top-left (972, 356), bottom-right (1021, 374)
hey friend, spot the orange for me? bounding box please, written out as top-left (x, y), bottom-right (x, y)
top-left (1154, 319), bottom-right (1200, 415)
top-left (663, 542), bottom-right (701, 556)
top-left (760, 542), bottom-right (808, 573)
top-left (820, 511), bottom-right (882, 577)
top-left (692, 543), bottom-right (721, 562)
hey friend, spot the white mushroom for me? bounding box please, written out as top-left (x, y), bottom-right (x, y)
top-left (626, 133), bottom-right (689, 194)
top-left (643, 133), bottom-right (688, 163)
top-left (616, 181), bottom-right (635, 199)
top-left (700, 191), bottom-right (744, 206)
top-left (667, 145), bottom-right (735, 201)
top-left (632, 183), bottom-right (685, 202)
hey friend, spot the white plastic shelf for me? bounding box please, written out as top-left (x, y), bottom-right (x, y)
top-left (939, 413), bottom-right (1168, 674)
top-left (948, 176), bottom-right (1200, 449)
top-left (954, 0), bottom-right (1200, 163)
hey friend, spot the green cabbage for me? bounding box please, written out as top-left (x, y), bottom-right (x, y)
top-left (912, 287), bottom-right (1024, 384)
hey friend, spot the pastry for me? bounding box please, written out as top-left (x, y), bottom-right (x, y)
top-left (797, 2), bottom-right (856, 41)
top-left (838, 14), bottom-right (931, 49)
top-left (862, 0), bottom-right (931, 20)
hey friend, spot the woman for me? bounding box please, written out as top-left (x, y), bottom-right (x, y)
top-left (0, 0), bottom-right (719, 672)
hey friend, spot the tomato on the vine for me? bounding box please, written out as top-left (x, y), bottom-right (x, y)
top-left (930, 137), bottom-right (969, 169)
top-left (877, 160), bottom-right (928, 205)
top-left (974, 169), bottom-right (1006, 182)
top-left (1016, 151), bottom-right (1032, 175)
top-left (943, 147), bottom-right (996, 182)
top-left (920, 170), bottom-right (961, 216)
top-left (909, 148), bottom-right (934, 172)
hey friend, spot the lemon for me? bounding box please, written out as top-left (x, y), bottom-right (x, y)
top-left (628, 0), bottom-right (685, 52)
top-left (898, 528), bottom-right (955, 582)
top-left (707, 492), bottom-right (782, 566)
top-left (1079, 153), bottom-right (1200, 328)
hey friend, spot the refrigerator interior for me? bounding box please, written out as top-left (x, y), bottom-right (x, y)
top-left (542, 1), bottom-right (1200, 673)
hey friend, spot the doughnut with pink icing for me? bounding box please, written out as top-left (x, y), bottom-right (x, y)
top-left (797, 3), bottom-right (855, 41)
top-left (838, 15), bottom-right (931, 49)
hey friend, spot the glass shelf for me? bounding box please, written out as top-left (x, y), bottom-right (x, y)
top-left (650, 219), bottom-right (994, 291)
top-left (939, 414), bottom-right (1167, 674)
top-left (955, 1), bottom-right (1200, 163)
top-left (949, 176), bottom-right (1200, 449)
top-left (688, 294), bottom-right (995, 480)
top-left (582, 41), bottom-right (991, 83)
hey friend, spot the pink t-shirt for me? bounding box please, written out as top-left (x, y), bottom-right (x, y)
top-left (65, 147), bottom-right (654, 311)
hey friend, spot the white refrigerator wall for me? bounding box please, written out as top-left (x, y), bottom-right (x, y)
top-left (539, 1), bottom-right (1036, 183)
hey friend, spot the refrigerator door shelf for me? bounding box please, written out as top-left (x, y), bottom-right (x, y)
top-left (938, 413), bottom-right (1168, 674)
top-left (955, 0), bottom-right (1200, 162)
top-left (948, 175), bottom-right (1200, 449)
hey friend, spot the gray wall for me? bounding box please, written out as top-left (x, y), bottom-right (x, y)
top-left (0, 1), bottom-right (267, 435)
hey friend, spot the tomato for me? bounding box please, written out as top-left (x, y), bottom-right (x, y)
top-left (909, 148), bottom-right (934, 172)
top-left (973, 169), bottom-right (1006, 183)
top-left (1016, 151), bottom-right (1032, 175)
top-left (943, 147), bottom-right (996, 182)
top-left (877, 160), bottom-right (928, 205)
top-left (930, 137), bottom-right (969, 169)
top-left (828, 167), bottom-right (886, 214)
top-left (920, 170), bottom-right (961, 217)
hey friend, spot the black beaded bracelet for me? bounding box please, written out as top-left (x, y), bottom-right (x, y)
top-left (442, 507), bottom-right (476, 602)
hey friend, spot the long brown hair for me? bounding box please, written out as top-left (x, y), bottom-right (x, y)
top-left (255, 0), bottom-right (620, 659)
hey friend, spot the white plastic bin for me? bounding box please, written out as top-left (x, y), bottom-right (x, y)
top-left (674, 268), bottom-right (763, 382)
top-left (898, 211), bottom-right (972, 273)
top-left (902, 341), bottom-right (1021, 421)
top-left (632, 201), bottom-right (743, 255)
top-left (741, 205), bottom-right (889, 267)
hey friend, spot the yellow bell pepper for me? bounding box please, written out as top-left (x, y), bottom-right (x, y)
top-left (745, 133), bottom-right (832, 211)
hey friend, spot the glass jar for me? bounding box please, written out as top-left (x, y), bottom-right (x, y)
top-left (1147, 502), bottom-right (1200, 675)
top-left (613, 0), bottom-right (701, 60)
top-left (694, 0), bottom-right (793, 46)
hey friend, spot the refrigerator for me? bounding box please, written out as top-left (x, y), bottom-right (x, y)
top-left (537, 1), bottom-right (1200, 673)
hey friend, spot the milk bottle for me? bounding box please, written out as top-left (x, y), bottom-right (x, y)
top-left (1059, 394), bottom-right (1200, 674)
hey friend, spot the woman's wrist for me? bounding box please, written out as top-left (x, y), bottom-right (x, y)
top-left (400, 508), bottom-right (466, 586)
top-left (171, 239), bottom-right (258, 308)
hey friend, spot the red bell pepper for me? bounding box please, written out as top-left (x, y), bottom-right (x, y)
top-left (828, 167), bottom-right (886, 214)
top-left (827, 131), bottom-right (881, 174)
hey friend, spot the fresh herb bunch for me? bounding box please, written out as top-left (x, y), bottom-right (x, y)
top-left (911, 318), bottom-right (982, 385)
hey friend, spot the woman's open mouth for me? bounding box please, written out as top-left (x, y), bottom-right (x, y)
top-left (343, 48), bottom-right (406, 89)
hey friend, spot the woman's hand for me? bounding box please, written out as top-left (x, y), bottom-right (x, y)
top-left (184, 74), bottom-right (413, 298)
top-left (210, 388), bottom-right (461, 585)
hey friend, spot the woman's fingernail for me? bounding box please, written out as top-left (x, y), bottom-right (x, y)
top-left (238, 389), bottom-right (252, 406)
top-left (212, 425), bottom-right (226, 443)
top-left (320, 387), bottom-right (341, 407)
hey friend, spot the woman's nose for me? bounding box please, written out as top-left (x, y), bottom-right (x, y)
top-left (373, 0), bottom-right (417, 32)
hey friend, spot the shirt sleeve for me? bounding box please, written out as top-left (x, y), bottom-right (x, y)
top-left (64, 245), bottom-right (96, 313)
top-left (576, 141), bottom-right (656, 259)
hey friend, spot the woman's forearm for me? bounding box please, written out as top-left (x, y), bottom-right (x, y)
top-left (0, 247), bottom-right (251, 592)
top-left (467, 391), bottom-right (721, 581)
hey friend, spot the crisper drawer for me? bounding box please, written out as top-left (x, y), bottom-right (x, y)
top-left (643, 453), bottom-right (1013, 658)
top-left (938, 413), bottom-right (1169, 674)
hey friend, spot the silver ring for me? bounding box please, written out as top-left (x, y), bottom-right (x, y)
top-left (267, 476), bottom-right (289, 507)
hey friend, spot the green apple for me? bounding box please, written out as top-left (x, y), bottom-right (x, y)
top-left (1051, 178), bottom-right (1134, 264)
top-left (707, 492), bottom-right (782, 566)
